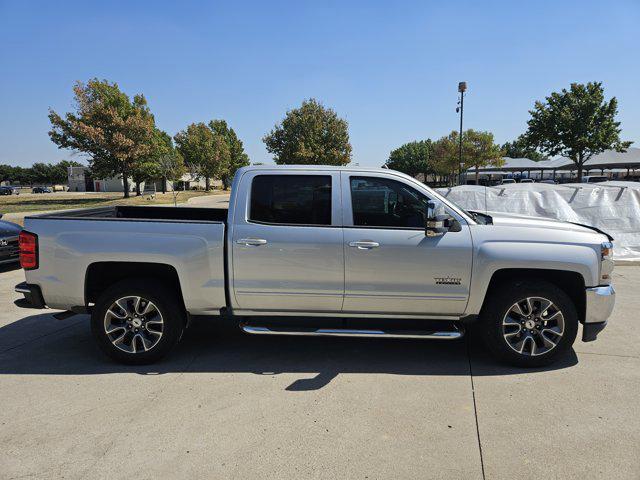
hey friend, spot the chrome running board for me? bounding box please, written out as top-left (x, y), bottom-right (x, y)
top-left (240, 324), bottom-right (464, 340)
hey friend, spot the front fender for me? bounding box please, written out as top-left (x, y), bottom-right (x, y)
top-left (465, 240), bottom-right (599, 315)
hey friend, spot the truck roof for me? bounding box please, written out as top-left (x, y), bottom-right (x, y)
top-left (238, 164), bottom-right (392, 173)
top-left (235, 165), bottom-right (425, 188)
top-left (236, 165), bottom-right (421, 183)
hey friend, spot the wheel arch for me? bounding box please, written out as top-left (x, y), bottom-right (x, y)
top-left (85, 262), bottom-right (186, 314)
top-left (480, 268), bottom-right (586, 322)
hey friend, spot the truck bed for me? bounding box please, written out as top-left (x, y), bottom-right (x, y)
top-left (23, 205), bottom-right (228, 315)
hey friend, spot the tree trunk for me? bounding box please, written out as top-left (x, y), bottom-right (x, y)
top-left (135, 181), bottom-right (141, 196)
top-left (205, 177), bottom-right (211, 191)
top-left (475, 166), bottom-right (479, 183)
top-left (122, 170), bottom-right (130, 198)
top-left (576, 154), bottom-right (584, 183)
top-left (162, 177), bottom-right (167, 194)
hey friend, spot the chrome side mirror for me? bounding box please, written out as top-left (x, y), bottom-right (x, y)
top-left (425, 201), bottom-right (459, 237)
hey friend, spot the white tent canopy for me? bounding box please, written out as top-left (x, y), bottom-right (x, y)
top-left (557, 147), bottom-right (640, 170)
top-left (436, 181), bottom-right (640, 261)
top-left (471, 148), bottom-right (640, 173)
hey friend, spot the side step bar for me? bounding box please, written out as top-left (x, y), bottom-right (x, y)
top-left (241, 324), bottom-right (464, 340)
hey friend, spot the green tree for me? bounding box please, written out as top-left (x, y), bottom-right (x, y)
top-left (4, 166), bottom-right (30, 185)
top-left (30, 163), bottom-right (52, 184)
top-left (48, 79), bottom-right (156, 197)
top-left (1, 160), bottom-right (82, 186)
top-left (157, 150), bottom-right (185, 194)
top-left (524, 82), bottom-right (632, 181)
top-left (50, 160), bottom-right (84, 185)
top-left (209, 120), bottom-right (250, 189)
top-left (174, 123), bottom-right (229, 191)
top-left (501, 135), bottom-right (546, 161)
top-left (385, 140), bottom-right (433, 177)
top-left (131, 129), bottom-right (178, 195)
top-left (263, 98), bottom-right (351, 165)
top-left (15, 166), bottom-right (34, 185)
top-left (153, 130), bottom-right (184, 193)
top-left (0, 165), bottom-right (13, 183)
top-left (131, 159), bottom-right (158, 195)
top-left (462, 129), bottom-right (505, 182)
top-left (431, 133), bottom-right (460, 186)
top-left (430, 131), bottom-right (503, 184)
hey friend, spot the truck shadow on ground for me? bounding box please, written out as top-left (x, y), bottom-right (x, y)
top-left (0, 263), bottom-right (20, 274)
top-left (0, 313), bottom-right (578, 391)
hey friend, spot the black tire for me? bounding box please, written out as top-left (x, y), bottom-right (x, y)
top-left (91, 278), bottom-right (185, 365)
top-left (478, 280), bottom-right (578, 367)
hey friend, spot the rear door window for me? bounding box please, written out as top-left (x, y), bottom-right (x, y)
top-left (250, 175), bottom-right (332, 225)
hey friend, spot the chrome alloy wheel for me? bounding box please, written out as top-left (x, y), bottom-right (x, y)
top-left (104, 296), bottom-right (164, 354)
top-left (502, 296), bottom-right (564, 356)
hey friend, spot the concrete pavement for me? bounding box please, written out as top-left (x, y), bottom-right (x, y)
top-left (186, 192), bottom-right (230, 208)
top-left (0, 265), bottom-right (638, 479)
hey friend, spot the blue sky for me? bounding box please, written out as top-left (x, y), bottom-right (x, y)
top-left (1, 0), bottom-right (638, 167)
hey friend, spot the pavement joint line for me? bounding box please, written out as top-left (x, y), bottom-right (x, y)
top-left (574, 350), bottom-right (639, 359)
top-left (0, 317), bottom-right (86, 355)
top-left (466, 338), bottom-right (486, 480)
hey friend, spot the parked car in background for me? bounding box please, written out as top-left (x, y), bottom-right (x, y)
top-left (16, 166), bottom-right (615, 368)
top-left (539, 179), bottom-right (558, 184)
top-left (0, 218), bottom-right (21, 265)
top-left (582, 176), bottom-right (608, 184)
top-left (0, 186), bottom-right (20, 195)
top-left (519, 178), bottom-right (534, 183)
top-left (500, 179), bottom-right (516, 185)
top-left (32, 186), bottom-right (52, 194)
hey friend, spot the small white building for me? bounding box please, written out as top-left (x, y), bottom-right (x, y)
top-left (175, 173), bottom-right (215, 190)
top-left (93, 177), bottom-right (137, 193)
top-left (67, 166), bottom-right (136, 193)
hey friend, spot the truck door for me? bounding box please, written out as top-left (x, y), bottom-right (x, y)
top-left (341, 172), bottom-right (473, 316)
top-left (231, 171), bottom-right (344, 313)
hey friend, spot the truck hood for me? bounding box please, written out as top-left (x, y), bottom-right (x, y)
top-left (485, 212), bottom-right (613, 241)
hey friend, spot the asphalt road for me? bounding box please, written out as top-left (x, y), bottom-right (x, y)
top-left (0, 265), bottom-right (638, 480)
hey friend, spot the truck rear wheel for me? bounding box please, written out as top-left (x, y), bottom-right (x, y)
top-left (91, 279), bottom-right (185, 364)
top-left (479, 281), bottom-right (578, 367)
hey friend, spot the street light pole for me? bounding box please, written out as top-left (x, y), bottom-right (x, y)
top-left (457, 81), bottom-right (467, 185)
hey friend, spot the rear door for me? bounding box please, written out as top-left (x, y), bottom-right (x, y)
top-left (341, 172), bottom-right (473, 316)
top-left (231, 170), bottom-right (344, 313)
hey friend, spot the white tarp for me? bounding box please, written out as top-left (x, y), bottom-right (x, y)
top-left (436, 182), bottom-right (640, 262)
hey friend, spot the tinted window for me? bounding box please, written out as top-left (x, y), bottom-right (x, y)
top-left (350, 176), bottom-right (428, 228)
top-left (250, 175), bottom-right (332, 225)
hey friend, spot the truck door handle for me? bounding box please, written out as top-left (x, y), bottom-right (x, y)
top-left (348, 241), bottom-right (380, 249)
top-left (236, 238), bottom-right (268, 246)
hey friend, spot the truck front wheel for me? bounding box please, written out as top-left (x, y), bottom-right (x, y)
top-left (91, 279), bottom-right (185, 364)
top-left (479, 281), bottom-right (578, 367)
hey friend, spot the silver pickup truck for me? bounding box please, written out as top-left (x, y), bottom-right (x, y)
top-left (15, 166), bottom-right (615, 367)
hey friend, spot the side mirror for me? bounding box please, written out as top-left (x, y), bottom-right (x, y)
top-left (425, 201), bottom-right (460, 237)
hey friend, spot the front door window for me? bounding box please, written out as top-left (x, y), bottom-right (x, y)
top-left (350, 176), bottom-right (428, 229)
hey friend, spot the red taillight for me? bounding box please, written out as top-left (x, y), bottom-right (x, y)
top-left (19, 230), bottom-right (38, 270)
